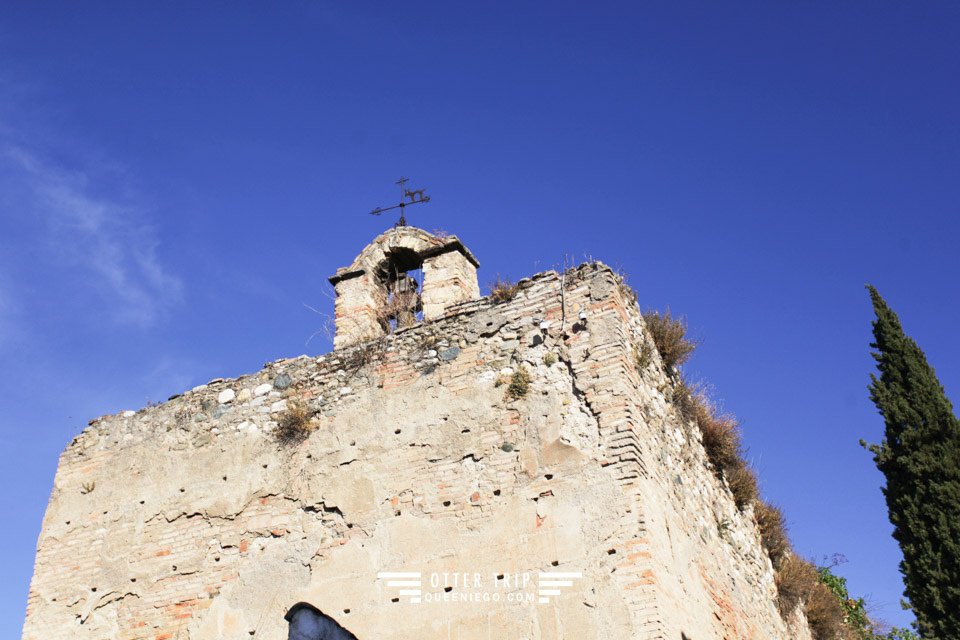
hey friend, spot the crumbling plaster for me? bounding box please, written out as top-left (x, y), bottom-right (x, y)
top-left (24, 255), bottom-right (811, 640)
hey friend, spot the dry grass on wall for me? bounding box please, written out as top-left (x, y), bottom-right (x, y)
top-left (805, 581), bottom-right (853, 640)
top-left (775, 556), bottom-right (852, 640)
top-left (489, 276), bottom-right (520, 303)
top-left (643, 309), bottom-right (698, 369)
top-left (776, 555), bottom-right (820, 617)
top-left (274, 403), bottom-right (316, 446)
top-left (675, 380), bottom-right (760, 509)
top-left (754, 501), bottom-right (790, 569)
top-left (724, 463), bottom-right (760, 510)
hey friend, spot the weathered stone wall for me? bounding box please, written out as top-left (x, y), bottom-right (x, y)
top-left (330, 272), bottom-right (387, 350)
top-left (421, 249), bottom-right (480, 322)
top-left (23, 263), bottom-right (809, 640)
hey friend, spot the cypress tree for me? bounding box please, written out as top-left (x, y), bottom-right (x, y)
top-left (863, 286), bottom-right (960, 639)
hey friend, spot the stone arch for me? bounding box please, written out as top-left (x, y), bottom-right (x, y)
top-left (341, 227), bottom-right (445, 275)
top-left (329, 227), bottom-right (480, 349)
top-left (285, 602), bottom-right (359, 640)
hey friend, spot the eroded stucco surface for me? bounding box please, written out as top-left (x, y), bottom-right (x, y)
top-left (24, 263), bottom-right (810, 640)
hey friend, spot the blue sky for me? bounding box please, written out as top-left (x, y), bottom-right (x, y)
top-left (2, 2), bottom-right (958, 634)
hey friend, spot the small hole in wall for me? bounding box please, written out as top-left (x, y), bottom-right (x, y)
top-left (493, 489), bottom-right (501, 496)
top-left (343, 608), bottom-right (351, 614)
top-left (262, 464), bottom-right (268, 469)
top-left (179, 488), bottom-right (185, 493)
top-left (444, 586), bottom-right (452, 593)
top-left (91, 587), bottom-right (97, 592)
top-left (607, 549), bottom-right (617, 555)
top-left (215, 556), bottom-right (221, 562)
top-left (103, 510), bottom-right (108, 515)
top-left (139, 500), bottom-right (145, 505)
top-left (222, 476), bottom-right (227, 481)
top-left (350, 441), bottom-right (356, 446)
top-left (65, 520), bottom-right (70, 525)
top-left (497, 574), bottom-right (504, 580)
top-left (394, 429), bottom-right (401, 434)
top-left (391, 597), bottom-right (399, 603)
top-left (172, 565), bottom-right (177, 571)
top-left (130, 578), bottom-right (137, 582)
top-left (347, 523), bottom-right (354, 529)
top-left (551, 560), bottom-right (559, 567)
top-left (442, 500), bottom-right (451, 507)
top-left (461, 428), bottom-right (470, 433)
top-left (395, 510), bottom-right (402, 517)
top-left (545, 474), bottom-right (553, 480)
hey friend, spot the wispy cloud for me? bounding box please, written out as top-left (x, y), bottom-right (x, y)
top-left (2, 145), bottom-right (183, 327)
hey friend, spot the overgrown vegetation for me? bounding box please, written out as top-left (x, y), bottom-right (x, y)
top-left (818, 563), bottom-right (873, 639)
top-left (489, 276), bottom-right (520, 303)
top-left (772, 556), bottom-right (851, 639)
top-left (776, 557), bottom-right (919, 640)
top-left (543, 352), bottom-right (558, 367)
top-left (674, 380), bottom-right (759, 509)
top-left (863, 286), bottom-right (960, 640)
top-left (754, 501), bottom-right (789, 569)
top-left (776, 556), bottom-right (822, 618)
top-left (805, 576), bottom-right (851, 640)
top-left (505, 366), bottom-right (531, 400)
top-left (643, 309), bottom-right (697, 369)
top-left (646, 311), bottom-right (760, 511)
top-left (274, 402), bottom-right (316, 446)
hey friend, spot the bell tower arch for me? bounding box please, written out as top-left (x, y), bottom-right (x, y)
top-left (328, 227), bottom-right (480, 349)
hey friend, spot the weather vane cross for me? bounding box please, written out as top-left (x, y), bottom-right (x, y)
top-left (369, 177), bottom-right (431, 227)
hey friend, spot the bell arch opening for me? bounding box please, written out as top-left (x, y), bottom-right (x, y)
top-left (373, 247), bottom-right (424, 332)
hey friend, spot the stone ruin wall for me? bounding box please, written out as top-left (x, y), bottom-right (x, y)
top-left (23, 262), bottom-right (812, 640)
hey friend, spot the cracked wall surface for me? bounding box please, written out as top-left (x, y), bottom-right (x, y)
top-left (23, 263), bottom-right (811, 640)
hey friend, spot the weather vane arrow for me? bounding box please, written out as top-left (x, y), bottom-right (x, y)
top-left (370, 177), bottom-right (431, 227)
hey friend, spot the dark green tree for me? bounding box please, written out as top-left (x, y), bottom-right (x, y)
top-left (863, 286), bottom-right (960, 639)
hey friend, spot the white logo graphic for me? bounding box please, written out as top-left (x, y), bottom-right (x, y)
top-left (537, 572), bottom-right (582, 604)
top-left (377, 570), bottom-right (583, 606)
top-left (377, 572), bottom-right (423, 604)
